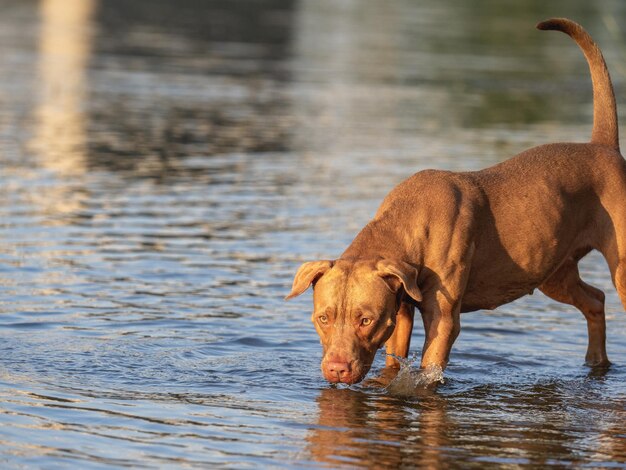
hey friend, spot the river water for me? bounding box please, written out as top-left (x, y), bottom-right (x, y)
top-left (1, 0), bottom-right (625, 468)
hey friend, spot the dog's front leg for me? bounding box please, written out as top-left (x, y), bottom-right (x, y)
top-left (419, 295), bottom-right (461, 370)
top-left (385, 302), bottom-right (415, 368)
top-left (418, 257), bottom-right (471, 370)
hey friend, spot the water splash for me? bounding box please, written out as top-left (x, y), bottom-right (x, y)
top-left (385, 354), bottom-right (445, 396)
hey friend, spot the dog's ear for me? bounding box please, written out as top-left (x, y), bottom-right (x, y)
top-left (376, 259), bottom-right (422, 303)
top-left (285, 260), bottom-right (334, 300)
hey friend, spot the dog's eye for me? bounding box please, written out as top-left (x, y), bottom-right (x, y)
top-left (318, 315), bottom-right (329, 324)
top-left (361, 318), bottom-right (372, 326)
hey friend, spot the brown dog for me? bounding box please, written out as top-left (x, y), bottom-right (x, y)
top-left (286, 18), bottom-right (625, 384)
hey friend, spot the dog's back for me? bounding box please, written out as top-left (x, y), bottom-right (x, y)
top-left (465, 19), bottom-right (626, 310)
top-left (369, 19), bottom-right (626, 312)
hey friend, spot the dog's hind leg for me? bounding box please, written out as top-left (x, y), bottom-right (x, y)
top-left (598, 192), bottom-right (626, 314)
top-left (539, 259), bottom-right (609, 366)
top-left (613, 261), bottom-right (626, 310)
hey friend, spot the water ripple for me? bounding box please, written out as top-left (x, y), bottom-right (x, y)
top-left (1, 0), bottom-right (626, 468)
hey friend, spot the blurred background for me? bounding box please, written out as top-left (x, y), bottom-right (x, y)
top-left (0, 0), bottom-right (625, 468)
top-left (3, 0), bottom-right (626, 175)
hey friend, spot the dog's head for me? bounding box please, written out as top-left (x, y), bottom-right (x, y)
top-left (285, 258), bottom-right (421, 384)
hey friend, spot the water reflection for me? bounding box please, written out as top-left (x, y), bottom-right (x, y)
top-left (32, 0), bottom-right (95, 175)
top-left (25, 0), bottom-right (626, 180)
top-left (85, 0), bottom-right (297, 175)
top-left (307, 375), bottom-right (626, 468)
top-left (307, 388), bottom-right (449, 468)
top-left (20, 0), bottom-right (96, 224)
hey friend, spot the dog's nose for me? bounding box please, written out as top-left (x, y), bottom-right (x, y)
top-left (327, 361), bottom-right (352, 379)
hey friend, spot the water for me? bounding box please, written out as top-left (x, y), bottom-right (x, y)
top-left (1, 0), bottom-right (626, 467)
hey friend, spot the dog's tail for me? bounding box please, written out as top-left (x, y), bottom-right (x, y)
top-left (537, 18), bottom-right (619, 150)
